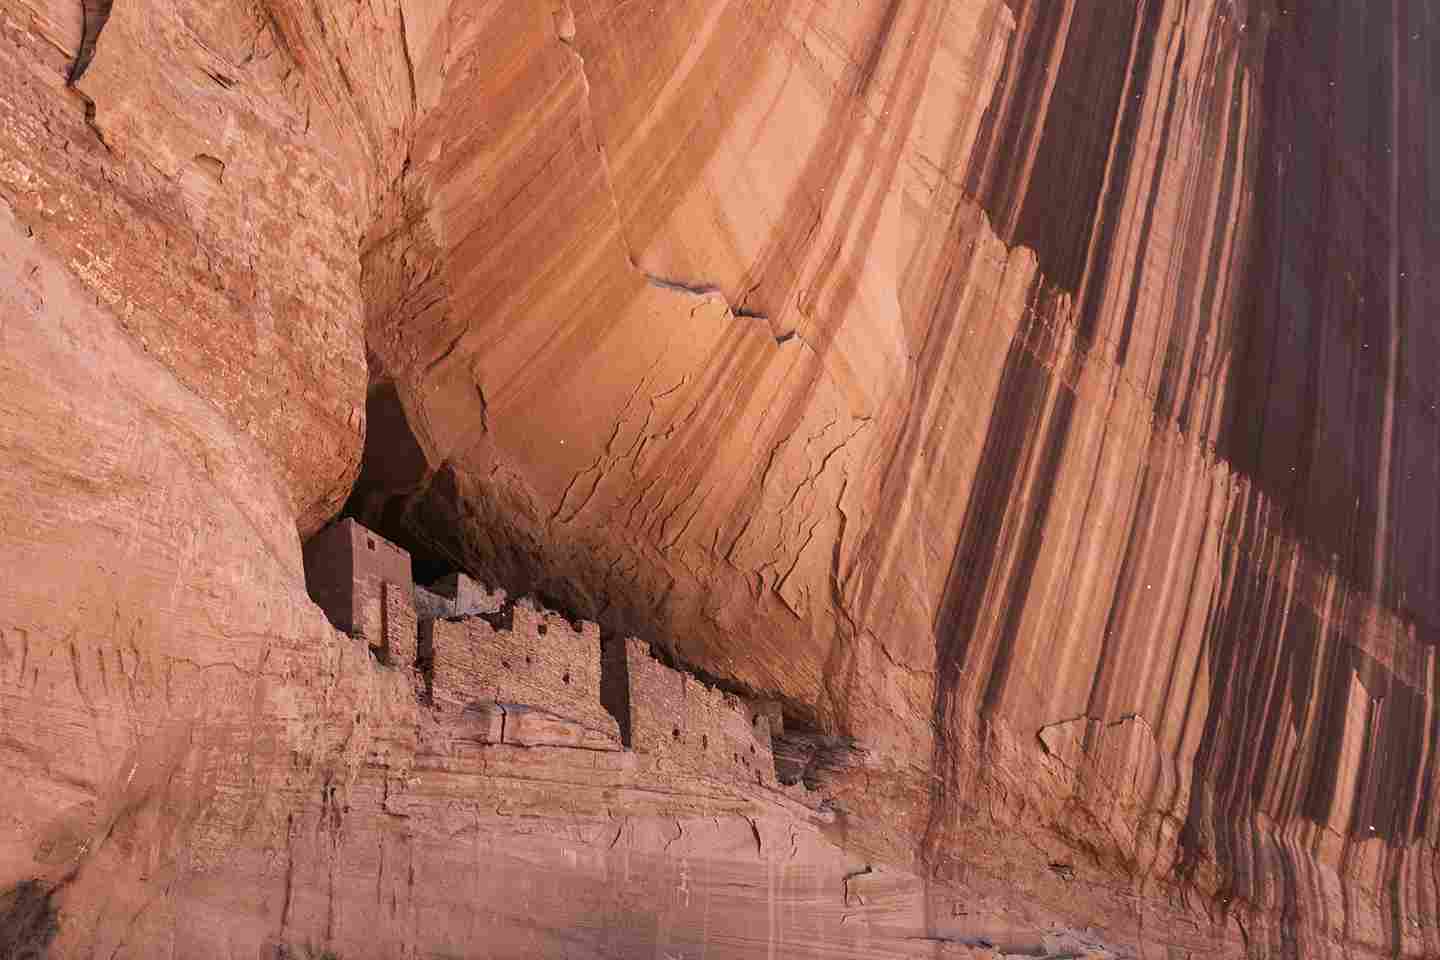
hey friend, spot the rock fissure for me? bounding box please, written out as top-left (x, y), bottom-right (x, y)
top-left (66, 0), bottom-right (113, 85)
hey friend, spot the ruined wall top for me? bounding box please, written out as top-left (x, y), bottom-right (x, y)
top-left (614, 638), bottom-right (776, 786)
top-left (420, 600), bottom-right (619, 743)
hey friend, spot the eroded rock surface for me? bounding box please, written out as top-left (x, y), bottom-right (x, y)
top-left (2, 0), bottom-right (1438, 956)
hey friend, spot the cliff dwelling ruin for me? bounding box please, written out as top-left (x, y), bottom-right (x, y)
top-left (302, 518), bottom-right (809, 787)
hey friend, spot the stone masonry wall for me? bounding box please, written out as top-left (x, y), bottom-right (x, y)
top-left (415, 573), bottom-right (505, 621)
top-left (310, 518), bottom-right (777, 777)
top-left (419, 618), bottom-right (468, 699)
top-left (302, 517), bottom-right (412, 654)
top-left (414, 586), bottom-right (452, 622)
top-left (419, 601), bottom-right (618, 743)
top-left (433, 573), bottom-right (503, 617)
top-left (347, 520), bottom-right (411, 649)
top-left (618, 638), bottom-right (775, 786)
top-left (382, 580), bottom-right (417, 668)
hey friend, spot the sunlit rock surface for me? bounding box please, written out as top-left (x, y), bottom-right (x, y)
top-left (2, 0), bottom-right (1438, 956)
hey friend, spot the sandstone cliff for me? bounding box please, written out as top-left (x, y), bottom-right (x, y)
top-left (2, 0), bottom-right (1437, 957)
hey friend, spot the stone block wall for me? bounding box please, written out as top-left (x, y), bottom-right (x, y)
top-left (300, 526), bottom-right (777, 775)
top-left (615, 638), bottom-right (775, 785)
top-left (348, 523), bottom-right (412, 648)
top-left (419, 618), bottom-right (469, 700)
top-left (433, 572), bottom-right (503, 617)
top-left (753, 700), bottom-right (785, 738)
top-left (302, 518), bottom-right (412, 651)
top-left (414, 585), bottom-right (452, 621)
top-left (382, 580), bottom-right (417, 667)
top-left (415, 573), bottom-right (505, 620)
top-left (419, 601), bottom-right (619, 743)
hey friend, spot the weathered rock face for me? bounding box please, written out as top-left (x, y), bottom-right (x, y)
top-left (2, 0), bottom-right (1438, 956)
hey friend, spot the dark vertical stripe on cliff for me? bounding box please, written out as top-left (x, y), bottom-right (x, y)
top-left (967, 0), bottom-right (1163, 307)
top-left (1182, 503), bottom-right (1436, 931)
top-left (930, 332), bottom-right (1049, 722)
top-left (1071, 0), bottom-right (1167, 343)
top-left (963, 2), bottom-right (1069, 232)
top-left (1115, 30), bottom-right (1186, 366)
top-left (925, 288), bottom-right (1078, 861)
top-left (981, 385), bottom-right (1076, 715)
top-left (1216, 0), bottom-right (1439, 615)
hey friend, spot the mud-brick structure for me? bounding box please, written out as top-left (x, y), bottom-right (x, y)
top-left (419, 601), bottom-right (620, 745)
top-left (605, 638), bottom-right (776, 785)
top-left (302, 518), bottom-right (416, 666)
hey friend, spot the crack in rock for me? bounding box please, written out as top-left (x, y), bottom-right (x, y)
top-left (68, 0), bottom-right (114, 85)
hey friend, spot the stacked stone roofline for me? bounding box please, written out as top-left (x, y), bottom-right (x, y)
top-left (302, 518), bottom-right (781, 781)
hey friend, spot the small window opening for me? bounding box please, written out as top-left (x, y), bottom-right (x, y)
top-left (367, 538), bottom-right (376, 551)
top-left (562, 672), bottom-right (571, 685)
top-left (672, 727), bottom-right (681, 740)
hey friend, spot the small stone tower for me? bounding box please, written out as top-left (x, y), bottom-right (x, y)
top-left (303, 518), bottom-right (416, 666)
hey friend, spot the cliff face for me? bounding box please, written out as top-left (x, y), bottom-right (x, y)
top-left (1, 0), bottom-right (1437, 957)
